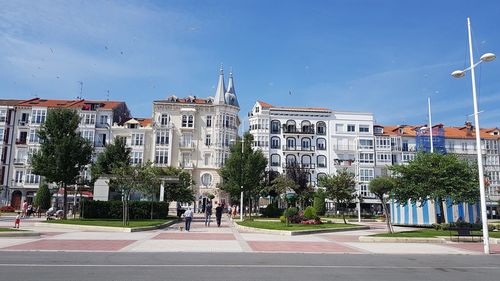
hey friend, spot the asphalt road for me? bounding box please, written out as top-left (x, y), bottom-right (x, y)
top-left (0, 252), bottom-right (499, 281)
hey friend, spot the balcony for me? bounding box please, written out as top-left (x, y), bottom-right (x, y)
top-left (334, 159), bottom-right (355, 166)
top-left (282, 163), bottom-right (316, 169)
top-left (179, 162), bottom-right (195, 169)
top-left (282, 145), bottom-right (316, 153)
top-left (179, 142), bottom-right (195, 150)
top-left (17, 120), bottom-right (29, 126)
top-left (15, 138), bottom-right (27, 145)
top-left (14, 158), bottom-right (27, 165)
top-left (282, 127), bottom-right (315, 135)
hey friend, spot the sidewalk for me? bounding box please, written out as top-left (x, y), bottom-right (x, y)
top-left (0, 214), bottom-right (498, 254)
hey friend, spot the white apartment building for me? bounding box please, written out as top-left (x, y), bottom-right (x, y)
top-left (151, 68), bottom-right (240, 208)
top-left (111, 118), bottom-right (154, 166)
top-left (248, 101), bottom-right (378, 210)
top-left (0, 98), bottom-right (130, 209)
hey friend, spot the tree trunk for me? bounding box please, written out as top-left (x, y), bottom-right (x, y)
top-left (63, 183), bottom-right (68, 220)
top-left (439, 199), bottom-right (446, 224)
top-left (380, 196), bottom-right (393, 233)
top-left (342, 203), bottom-right (347, 224)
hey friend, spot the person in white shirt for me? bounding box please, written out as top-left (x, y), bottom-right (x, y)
top-left (183, 207), bottom-right (193, 231)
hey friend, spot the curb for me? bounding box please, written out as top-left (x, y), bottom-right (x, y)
top-left (35, 220), bottom-right (179, 233)
top-left (0, 231), bottom-right (41, 237)
top-left (359, 236), bottom-right (446, 243)
top-left (234, 223), bottom-right (369, 236)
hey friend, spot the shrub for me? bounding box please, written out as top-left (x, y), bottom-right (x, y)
top-left (303, 206), bottom-right (317, 220)
top-left (284, 207), bottom-right (298, 218)
top-left (262, 203), bottom-right (281, 218)
top-left (279, 215), bottom-right (286, 223)
top-left (81, 200), bottom-right (169, 219)
top-left (313, 190), bottom-right (326, 216)
top-left (34, 182), bottom-right (52, 210)
top-left (0, 206), bottom-right (16, 212)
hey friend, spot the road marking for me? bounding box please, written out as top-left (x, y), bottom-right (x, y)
top-left (0, 264), bottom-right (498, 270)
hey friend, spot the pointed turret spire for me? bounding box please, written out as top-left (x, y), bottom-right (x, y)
top-left (225, 69), bottom-right (239, 107)
top-left (214, 64), bottom-right (226, 105)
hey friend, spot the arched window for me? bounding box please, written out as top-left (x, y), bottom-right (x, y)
top-left (271, 120), bottom-right (281, 134)
top-left (317, 121), bottom-right (327, 135)
top-left (301, 155), bottom-right (311, 168)
top-left (286, 154), bottom-right (297, 165)
top-left (271, 137), bottom-right (281, 149)
top-left (301, 138), bottom-right (311, 150)
top-left (201, 173), bottom-right (213, 187)
top-left (301, 120), bottom-right (313, 134)
top-left (316, 138), bottom-right (326, 150)
top-left (317, 155), bottom-right (327, 168)
top-left (305, 172), bottom-right (312, 184)
top-left (286, 137), bottom-right (296, 149)
top-left (316, 173), bottom-right (327, 185)
top-left (285, 120), bottom-right (296, 133)
top-left (271, 154), bottom-right (281, 167)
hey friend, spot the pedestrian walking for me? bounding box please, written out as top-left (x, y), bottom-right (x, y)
top-left (14, 212), bottom-right (21, 229)
top-left (183, 207), bottom-right (193, 231)
top-left (215, 203), bottom-right (223, 227)
top-left (21, 201), bottom-right (28, 218)
top-left (231, 205), bottom-right (237, 219)
top-left (205, 201), bottom-right (212, 226)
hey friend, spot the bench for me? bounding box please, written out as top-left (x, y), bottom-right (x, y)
top-left (449, 226), bottom-right (482, 242)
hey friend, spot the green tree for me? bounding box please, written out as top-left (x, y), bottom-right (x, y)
top-left (91, 136), bottom-right (130, 183)
top-left (270, 174), bottom-right (298, 208)
top-left (284, 161), bottom-right (314, 208)
top-left (152, 166), bottom-right (195, 204)
top-left (389, 152), bottom-right (479, 224)
top-left (369, 176), bottom-right (396, 233)
top-left (219, 132), bottom-right (267, 215)
top-left (34, 182), bottom-right (52, 211)
top-left (319, 169), bottom-right (357, 224)
top-left (31, 108), bottom-right (93, 219)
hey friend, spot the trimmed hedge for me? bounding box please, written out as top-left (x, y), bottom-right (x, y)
top-left (261, 203), bottom-right (281, 218)
top-left (81, 200), bottom-right (169, 219)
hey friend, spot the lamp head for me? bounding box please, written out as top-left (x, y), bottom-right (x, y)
top-left (451, 70), bottom-right (466, 78)
top-left (480, 53), bottom-right (496, 62)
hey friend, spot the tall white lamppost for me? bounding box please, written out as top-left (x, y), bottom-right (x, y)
top-left (451, 17), bottom-right (496, 254)
top-left (428, 97), bottom-right (434, 153)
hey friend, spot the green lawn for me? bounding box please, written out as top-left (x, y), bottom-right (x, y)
top-left (238, 220), bottom-right (358, 231)
top-left (0, 227), bottom-right (23, 232)
top-left (373, 229), bottom-right (500, 238)
top-left (44, 219), bottom-right (174, 228)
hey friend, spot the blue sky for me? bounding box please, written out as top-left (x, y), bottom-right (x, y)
top-left (1, 0), bottom-right (499, 127)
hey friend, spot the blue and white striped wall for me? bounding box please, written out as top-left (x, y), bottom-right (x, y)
top-left (390, 199), bottom-right (480, 225)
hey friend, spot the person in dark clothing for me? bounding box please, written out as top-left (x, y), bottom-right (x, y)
top-left (215, 203), bottom-right (223, 227)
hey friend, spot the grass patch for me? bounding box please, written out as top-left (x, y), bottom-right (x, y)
top-left (0, 228), bottom-right (24, 232)
top-left (372, 229), bottom-right (500, 238)
top-left (238, 220), bottom-right (358, 231)
top-left (44, 219), bottom-right (174, 228)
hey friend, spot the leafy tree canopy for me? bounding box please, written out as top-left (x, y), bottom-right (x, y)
top-left (91, 136), bottom-right (130, 182)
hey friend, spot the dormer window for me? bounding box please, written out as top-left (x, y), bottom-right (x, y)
top-left (255, 106), bottom-right (260, 113)
top-left (399, 128), bottom-right (404, 134)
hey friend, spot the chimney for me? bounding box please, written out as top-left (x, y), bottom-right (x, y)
top-left (465, 121), bottom-right (473, 136)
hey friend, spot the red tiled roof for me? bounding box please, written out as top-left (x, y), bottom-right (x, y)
top-left (378, 124), bottom-right (500, 139)
top-left (257, 100), bottom-right (331, 111)
top-left (16, 98), bottom-right (124, 110)
top-left (0, 99), bottom-right (23, 106)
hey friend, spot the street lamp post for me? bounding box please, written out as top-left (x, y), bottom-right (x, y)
top-left (451, 17), bottom-right (496, 255)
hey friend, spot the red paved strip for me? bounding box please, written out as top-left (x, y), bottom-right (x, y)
top-left (321, 235), bottom-right (360, 242)
top-left (3, 240), bottom-right (135, 251)
top-left (153, 233), bottom-right (235, 240)
top-left (247, 241), bottom-right (360, 253)
top-left (446, 243), bottom-right (500, 254)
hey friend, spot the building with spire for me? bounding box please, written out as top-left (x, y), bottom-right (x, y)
top-left (151, 67), bottom-right (240, 210)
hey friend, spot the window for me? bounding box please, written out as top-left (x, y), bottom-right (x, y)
top-left (316, 122), bottom-right (326, 135)
top-left (347, 124), bottom-right (355, 132)
top-left (360, 184), bottom-right (375, 198)
top-left (160, 114), bottom-right (169, 126)
top-left (285, 120), bottom-right (296, 133)
top-left (31, 109), bottom-right (47, 124)
top-left (204, 153), bottom-right (212, 166)
top-left (359, 139), bottom-right (374, 149)
top-left (359, 153), bottom-right (374, 163)
top-left (301, 138), bottom-right (311, 150)
top-left (99, 115), bottom-right (108, 126)
top-left (131, 134), bottom-right (144, 146)
top-left (155, 149), bottom-right (168, 164)
top-left (80, 113), bottom-right (96, 125)
top-left (461, 142), bottom-right (468, 151)
top-left (182, 115), bottom-right (194, 128)
top-left (201, 173), bottom-right (213, 187)
top-left (359, 168), bottom-right (374, 182)
top-left (286, 138), bottom-right (296, 149)
top-left (271, 120), bottom-right (281, 134)
top-left (302, 155), bottom-right (312, 168)
top-left (402, 153), bottom-right (415, 162)
top-left (131, 151), bottom-right (143, 164)
top-left (359, 125), bottom-right (370, 133)
top-left (206, 115), bottom-right (212, 127)
top-left (271, 154), bottom-right (281, 167)
top-left (25, 170), bottom-right (40, 184)
top-left (286, 154), bottom-right (296, 165)
top-left (205, 134), bottom-right (211, 146)
top-left (80, 130), bottom-right (94, 142)
top-left (317, 155), bottom-right (327, 168)
top-left (336, 124), bottom-right (344, 133)
top-left (156, 131), bottom-right (169, 145)
top-left (0, 128), bottom-right (4, 142)
top-left (316, 138), bottom-right (326, 150)
top-left (255, 106), bottom-right (260, 113)
top-left (402, 140), bottom-right (409, 152)
top-left (15, 170), bottom-right (24, 184)
top-left (271, 137), bottom-right (280, 149)
top-left (376, 153), bottom-right (391, 163)
top-left (29, 129), bottom-right (39, 144)
top-left (376, 137), bottom-right (391, 149)
top-left (0, 109), bottom-right (6, 122)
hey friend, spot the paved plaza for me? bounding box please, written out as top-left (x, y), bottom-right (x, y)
top-left (1, 214), bottom-right (499, 255)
